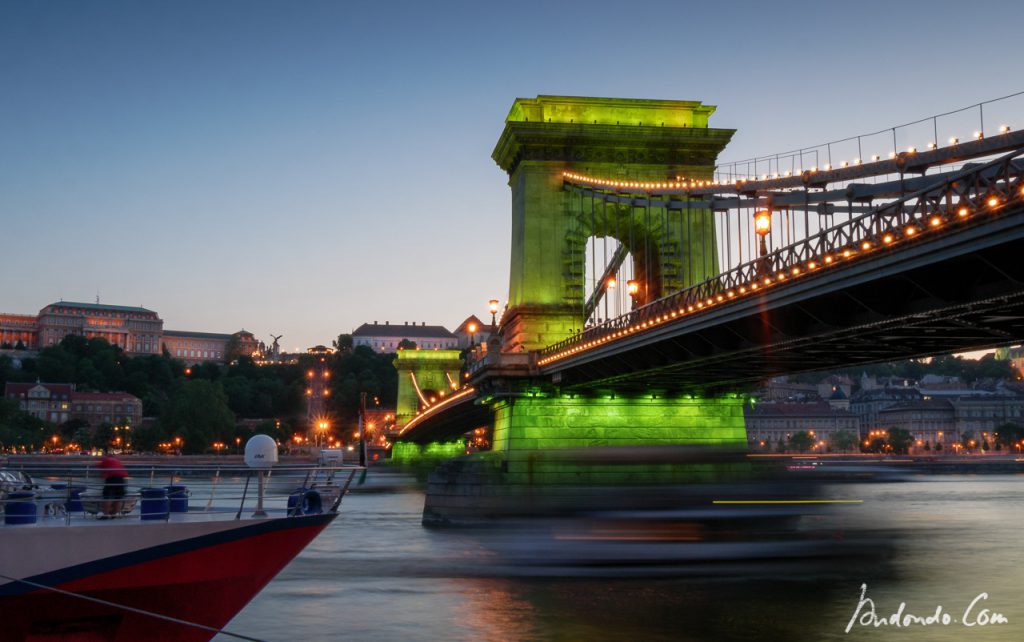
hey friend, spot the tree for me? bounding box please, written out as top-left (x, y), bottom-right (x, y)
top-left (71, 426), bottom-right (94, 450)
top-left (93, 423), bottom-right (116, 451)
top-left (776, 437), bottom-right (786, 453)
top-left (160, 380), bottom-right (235, 454)
top-left (788, 431), bottom-right (815, 453)
top-left (225, 334), bottom-right (243, 363)
top-left (333, 334), bottom-right (353, 353)
top-left (961, 430), bottom-right (977, 452)
top-left (132, 422), bottom-right (167, 453)
top-left (397, 339), bottom-right (417, 350)
top-left (923, 440), bottom-right (931, 452)
top-left (863, 437), bottom-right (887, 453)
top-left (995, 423), bottom-right (1024, 450)
top-left (887, 428), bottom-right (914, 454)
top-left (828, 430), bottom-right (859, 453)
top-left (0, 398), bottom-right (42, 451)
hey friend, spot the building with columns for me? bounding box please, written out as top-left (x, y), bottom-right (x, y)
top-left (0, 300), bottom-right (258, 364)
top-left (36, 302), bottom-right (164, 354)
top-left (0, 313), bottom-right (39, 348)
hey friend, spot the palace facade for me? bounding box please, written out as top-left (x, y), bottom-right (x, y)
top-left (0, 301), bottom-right (257, 364)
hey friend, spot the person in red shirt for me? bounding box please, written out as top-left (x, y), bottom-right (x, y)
top-left (98, 453), bottom-right (127, 516)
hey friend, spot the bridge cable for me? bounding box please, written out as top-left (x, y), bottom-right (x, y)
top-left (0, 572), bottom-right (266, 642)
top-left (718, 89), bottom-right (1024, 172)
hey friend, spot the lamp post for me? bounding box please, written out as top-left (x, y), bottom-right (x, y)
top-left (754, 209), bottom-right (772, 276)
top-left (488, 299), bottom-right (499, 329)
top-left (626, 279), bottom-right (639, 310)
top-left (467, 322), bottom-right (477, 348)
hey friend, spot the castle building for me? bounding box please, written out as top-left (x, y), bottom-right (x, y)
top-left (352, 321), bottom-right (458, 353)
top-left (0, 300), bottom-right (257, 365)
top-left (161, 330), bottom-right (259, 365)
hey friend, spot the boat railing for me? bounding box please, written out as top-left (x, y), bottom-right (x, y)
top-left (0, 462), bottom-right (363, 525)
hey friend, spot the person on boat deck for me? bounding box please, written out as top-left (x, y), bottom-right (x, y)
top-left (98, 453), bottom-right (127, 516)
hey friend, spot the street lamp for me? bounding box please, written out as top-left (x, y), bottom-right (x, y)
top-left (754, 209), bottom-right (772, 276)
top-left (467, 322), bottom-right (477, 348)
top-left (488, 299), bottom-right (500, 328)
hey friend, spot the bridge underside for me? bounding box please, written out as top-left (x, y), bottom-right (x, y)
top-left (545, 203), bottom-right (1024, 393)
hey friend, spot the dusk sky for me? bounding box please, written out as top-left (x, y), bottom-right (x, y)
top-left (2, 0), bottom-right (1022, 351)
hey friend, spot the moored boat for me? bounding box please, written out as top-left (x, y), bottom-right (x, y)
top-left (0, 437), bottom-right (359, 641)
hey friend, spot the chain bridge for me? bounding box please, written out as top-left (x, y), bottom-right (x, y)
top-left (394, 95), bottom-right (1024, 499)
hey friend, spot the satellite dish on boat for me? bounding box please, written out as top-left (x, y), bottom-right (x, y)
top-left (244, 434), bottom-right (279, 469)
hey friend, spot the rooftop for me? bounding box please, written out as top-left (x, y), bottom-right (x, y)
top-left (747, 401), bottom-right (855, 418)
top-left (353, 322), bottom-right (455, 340)
top-left (163, 330), bottom-right (234, 341)
top-left (43, 301), bottom-right (157, 315)
top-left (72, 391), bottom-right (141, 402)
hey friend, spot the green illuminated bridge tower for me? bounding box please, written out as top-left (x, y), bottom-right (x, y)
top-left (399, 94), bottom-right (1024, 524)
top-left (402, 96), bottom-right (747, 524)
top-left (493, 95), bottom-right (734, 351)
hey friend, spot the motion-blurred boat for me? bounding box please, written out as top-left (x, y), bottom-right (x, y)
top-left (0, 438), bottom-right (359, 642)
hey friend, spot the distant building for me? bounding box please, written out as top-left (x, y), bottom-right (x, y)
top-left (951, 393), bottom-right (1024, 437)
top-left (70, 392), bottom-right (144, 429)
top-left (4, 382), bottom-right (74, 424)
top-left (826, 386), bottom-right (850, 411)
top-left (161, 329), bottom-right (259, 365)
top-left (745, 401), bottom-right (859, 449)
top-left (37, 302), bottom-right (163, 355)
top-left (4, 382), bottom-right (142, 428)
top-left (0, 300), bottom-right (256, 364)
top-left (877, 399), bottom-right (956, 446)
top-left (850, 386), bottom-right (923, 435)
top-left (760, 376), bottom-right (818, 401)
top-left (0, 313), bottom-right (40, 349)
top-left (352, 321), bottom-right (458, 353)
top-left (816, 375), bottom-right (854, 400)
top-left (452, 315), bottom-right (492, 349)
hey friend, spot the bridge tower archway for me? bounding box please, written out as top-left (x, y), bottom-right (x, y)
top-left (492, 96), bottom-right (734, 351)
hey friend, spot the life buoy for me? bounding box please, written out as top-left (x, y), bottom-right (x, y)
top-left (301, 489), bottom-right (322, 515)
top-left (289, 488), bottom-right (322, 515)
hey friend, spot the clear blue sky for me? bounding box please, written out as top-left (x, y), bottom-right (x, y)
top-left (2, 0), bottom-right (1021, 351)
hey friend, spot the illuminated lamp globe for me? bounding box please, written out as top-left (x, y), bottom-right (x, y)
top-left (754, 210), bottom-right (772, 236)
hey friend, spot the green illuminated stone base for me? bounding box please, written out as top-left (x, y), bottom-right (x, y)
top-left (500, 305), bottom-right (579, 353)
top-left (423, 393), bottom-right (750, 526)
top-left (392, 440), bottom-right (465, 465)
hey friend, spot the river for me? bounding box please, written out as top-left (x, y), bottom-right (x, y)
top-left (218, 473), bottom-right (1023, 642)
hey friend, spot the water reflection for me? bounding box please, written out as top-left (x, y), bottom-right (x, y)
top-left (219, 473), bottom-right (1023, 642)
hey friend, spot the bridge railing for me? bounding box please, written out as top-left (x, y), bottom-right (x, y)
top-left (539, 146), bottom-right (1024, 364)
top-left (713, 90), bottom-right (1024, 184)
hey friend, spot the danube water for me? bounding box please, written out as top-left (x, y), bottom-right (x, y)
top-left (217, 474), bottom-right (1023, 642)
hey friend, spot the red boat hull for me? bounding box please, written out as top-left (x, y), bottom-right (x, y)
top-left (0, 513), bottom-right (336, 642)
